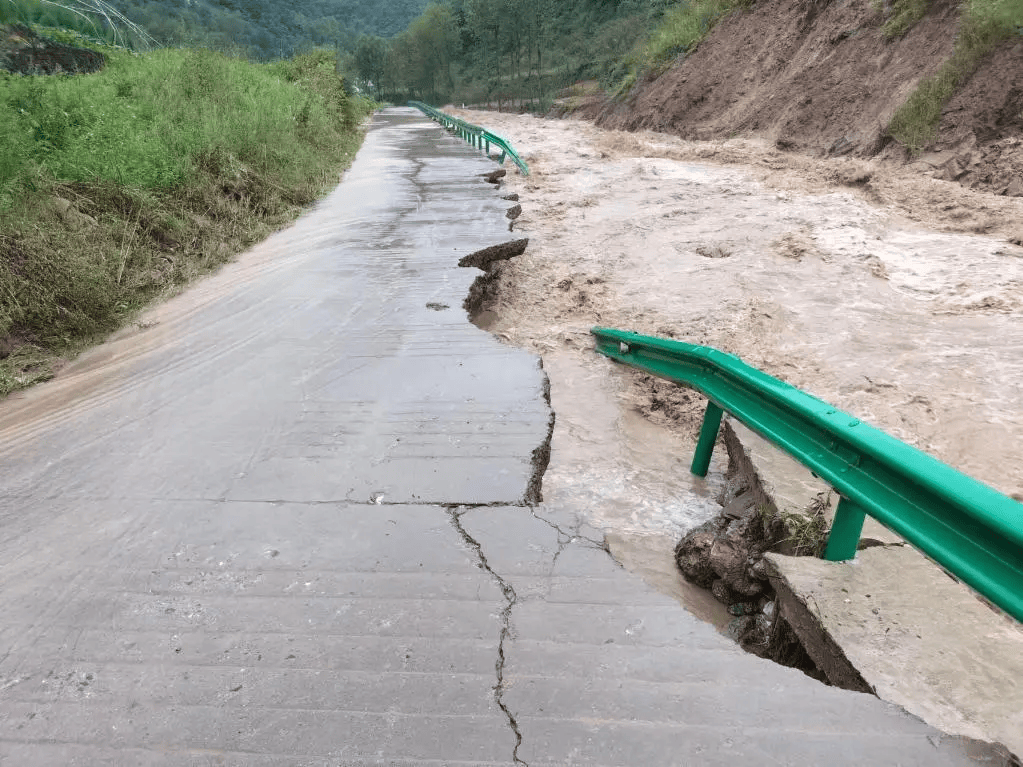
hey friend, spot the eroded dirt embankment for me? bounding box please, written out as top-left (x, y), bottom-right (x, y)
top-left (593, 0), bottom-right (1023, 198)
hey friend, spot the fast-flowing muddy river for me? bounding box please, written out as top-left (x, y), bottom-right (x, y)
top-left (453, 109), bottom-right (1023, 614)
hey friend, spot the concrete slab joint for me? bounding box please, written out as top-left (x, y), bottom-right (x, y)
top-left (448, 508), bottom-right (526, 765)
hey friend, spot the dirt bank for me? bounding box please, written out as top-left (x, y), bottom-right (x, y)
top-left (594, 0), bottom-right (1023, 197)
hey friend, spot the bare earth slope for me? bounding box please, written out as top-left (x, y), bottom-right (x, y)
top-left (597, 0), bottom-right (1023, 195)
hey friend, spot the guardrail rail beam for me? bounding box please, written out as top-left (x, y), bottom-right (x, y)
top-left (591, 326), bottom-right (1023, 622)
top-left (408, 101), bottom-right (529, 176)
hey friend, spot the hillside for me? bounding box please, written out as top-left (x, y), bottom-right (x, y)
top-left (593, 0), bottom-right (1023, 197)
top-left (2, 0), bottom-right (431, 61)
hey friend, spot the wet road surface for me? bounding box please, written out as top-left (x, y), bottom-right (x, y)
top-left (0, 108), bottom-right (1002, 764)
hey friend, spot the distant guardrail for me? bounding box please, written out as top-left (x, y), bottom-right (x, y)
top-left (408, 101), bottom-right (529, 176)
top-left (591, 327), bottom-right (1023, 623)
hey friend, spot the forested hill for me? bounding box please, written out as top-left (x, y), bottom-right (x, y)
top-left (369, 0), bottom-right (673, 106)
top-left (112, 0), bottom-right (430, 60)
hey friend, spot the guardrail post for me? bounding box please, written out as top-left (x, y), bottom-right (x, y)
top-left (824, 497), bottom-right (867, 561)
top-left (691, 401), bottom-right (724, 477)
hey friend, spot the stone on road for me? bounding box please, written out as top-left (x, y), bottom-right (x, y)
top-left (0, 109), bottom-right (998, 765)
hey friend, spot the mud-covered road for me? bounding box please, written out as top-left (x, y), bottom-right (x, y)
top-left (452, 109), bottom-right (1023, 607)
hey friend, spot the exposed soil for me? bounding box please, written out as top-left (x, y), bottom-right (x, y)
top-left (593, 0), bottom-right (1023, 198)
top-left (599, 0), bottom-right (957, 155)
top-left (1, 24), bottom-right (106, 76)
top-left (904, 38), bottom-right (1023, 196)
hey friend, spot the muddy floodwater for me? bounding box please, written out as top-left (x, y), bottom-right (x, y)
top-left (452, 109), bottom-right (1023, 612)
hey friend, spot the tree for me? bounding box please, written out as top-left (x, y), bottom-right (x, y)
top-left (354, 35), bottom-right (387, 93)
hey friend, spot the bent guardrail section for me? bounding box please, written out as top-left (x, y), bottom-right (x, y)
top-left (591, 327), bottom-right (1023, 623)
top-left (408, 100), bottom-right (529, 176)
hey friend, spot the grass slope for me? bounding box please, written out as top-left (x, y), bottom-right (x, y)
top-left (888, 0), bottom-right (1023, 152)
top-left (0, 37), bottom-right (374, 396)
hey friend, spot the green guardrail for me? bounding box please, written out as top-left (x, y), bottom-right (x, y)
top-left (408, 100), bottom-right (529, 176)
top-left (591, 327), bottom-right (1023, 623)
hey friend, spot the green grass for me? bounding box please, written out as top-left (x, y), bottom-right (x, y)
top-left (0, 41), bottom-right (374, 396)
top-left (644, 0), bottom-right (742, 68)
top-left (888, 0), bottom-right (1022, 152)
top-left (611, 0), bottom-right (751, 97)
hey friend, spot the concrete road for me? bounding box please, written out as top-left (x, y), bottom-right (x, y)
top-left (0, 109), bottom-right (1005, 765)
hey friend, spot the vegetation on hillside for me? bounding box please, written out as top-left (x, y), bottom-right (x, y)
top-left (360, 0), bottom-right (676, 109)
top-left (1, 33), bottom-right (373, 395)
top-left (2, 0), bottom-right (431, 61)
top-left (366, 0), bottom-right (758, 109)
top-left (887, 0), bottom-right (1023, 152)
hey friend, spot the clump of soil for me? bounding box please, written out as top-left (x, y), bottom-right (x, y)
top-left (458, 238), bottom-right (529, 269)
top-left (1, 24), bottom-right (106, 76)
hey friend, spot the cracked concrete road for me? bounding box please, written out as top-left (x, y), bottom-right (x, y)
top-left (0, 108), bottom-right (1003, 765)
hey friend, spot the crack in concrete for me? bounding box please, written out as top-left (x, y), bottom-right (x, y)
top-left (447, 508), bottom-right (527, 767)
top-left (524, 362), bottom-right (555, 507)
top-left (527, 508), bottom-right (612, 555)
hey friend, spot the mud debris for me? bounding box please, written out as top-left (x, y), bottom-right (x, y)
top-left (458, 238), bottom-right (529, 269)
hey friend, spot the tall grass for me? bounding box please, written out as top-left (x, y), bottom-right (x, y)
top-left (888, 0), bottom-right (1023, 152)
top-left (1, 0), bottom-right (155, 49)
top-left (612, 0), bottom-right (751, 97)
top-left (0, 43), bottom-right (374, 395)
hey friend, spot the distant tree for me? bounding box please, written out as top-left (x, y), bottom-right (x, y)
top-left (354, 35), bottom-right (387, 93)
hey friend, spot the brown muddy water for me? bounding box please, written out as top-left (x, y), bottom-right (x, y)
top-left (453, 109), bottom-right (1023, 617)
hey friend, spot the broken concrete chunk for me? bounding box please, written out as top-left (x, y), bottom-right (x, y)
top-left (458, 238), bottom-right (529, 269)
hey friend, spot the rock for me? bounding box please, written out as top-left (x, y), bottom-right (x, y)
top-left (738, 614), bottom-right (773, 654)
top-left (712, 578), bottom-right (742, 605)
top-left (501, 194), bottom-right (520, 201)
top-left (708, 517), bottom-right (765, 599)
top-left (1004, 178), bottom-right (1023, 197)
top-left (940, 158), bottom-right (968, 181)
top-left (481, 169), bottom-right (507, 184)
top-left (673, 519), bottom-right (723, 588)
top-left (51, 197), bottom-right (97, 229)
top-left (458, 238), bottom-right (529, 269)
top-left (727, 601), bottom-right (760, 616)
top-left (505, 204), bottom-right (522, 220)
top-left (726, 615), bottom-right (756, 642)
top-left (749, 558), bottom-right (770, 581)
